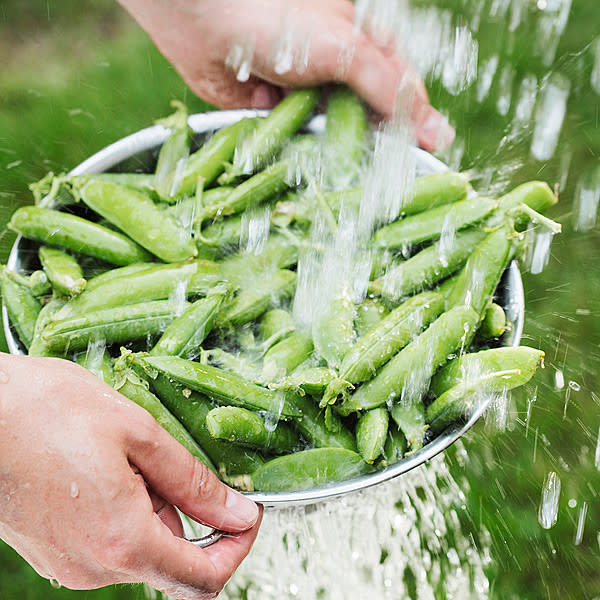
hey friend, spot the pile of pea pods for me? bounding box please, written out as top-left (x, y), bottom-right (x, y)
top-left (1, 88), bottom-right (558, 492)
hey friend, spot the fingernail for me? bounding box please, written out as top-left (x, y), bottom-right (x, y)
top-left (250, 84), bottom-right (280, 109)
top-left (225, 487), bottom-right (259, 525)
top-left (419, 106), bottom-right (456, 151)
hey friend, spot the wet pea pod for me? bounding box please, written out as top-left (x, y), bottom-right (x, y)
top-left (112, 367), bottom-right (216, 473)
top-left (28, 296), bottom-right (67, 357)
top-left (73, 178), bottom-right (197, 263)
top-left (4, 268), bottom-right (51, 298)
top-left (250, 447), bottom-right (371, 492)
top-left (199, 160), bottom-right (291, 223)
top-left (337, 305), bottom-right (480, 416)
top-left (205, 347), bottom-right (262, 382)
top-left (38, 246), bottom-right (86, 297)
top-left (399, 171), bottom-right (470, 216)
top-left (134, 354), bottom-right (302, 419)
top-left (205, 406), bottom-right (300, 454)
top-left (231, 88), bottom-right (320, 176)
top-left (477, 302), bottom-right (508, 340)
top-left (8, 206), bottom-right (152, 266)
top-left (166, 187), bottom-right (233, 229)
top-left (74, 346), bottom-right (114, 385)
top-left (217, 268), bottom-right (297, 328)
top-left (275, 366), bottom-right (336, 398)
top-left (354, 297), bottom-right (388, 338)
top-left (322, 291), bottom-right (445, 406)
top-left (369, 229), bottom-right (487, 303)
top-left (426, 347), bottom-right (545, 434)
top-left (42, 299), bottom-right (183, 353)
top-left (312, 283), bottom-right (355, 370)
top-left (390, 400), bottom-right (427, 452)
top-left (153, 101), bottom-right (192, 201)
top-left (84, 261), bottom-right (158, 292)
top-left (356, 407), bottom-right (389, 464)
top-left (1, 269), bottom-right (42, 350)
top-left (323, 86), bottom-right (367, 190)
top-left (261, 331), bottom-right (314, 382)
top-left (179, 117), bottom-right (259, 196)
top-left (380, 422), bottom-right (407, 467)
top-left (371, 196), bottom-right (497, 251)
top-left (150, 285), bottom-right (230, 359)
top-left (259, 308), bottom-right (296, 350)
top-left (56, 260), bottom-right (220, 318)
top-left (135, 366), bottom-right (266, 478)
top-left (446, 226), bottom-right (513, 316)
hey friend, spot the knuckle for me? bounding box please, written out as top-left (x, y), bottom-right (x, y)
top-left (93, 533), bottom-right (140, 575)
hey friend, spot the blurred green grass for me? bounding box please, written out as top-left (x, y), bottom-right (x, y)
top-left (1, 1), bottom-right (599, 599)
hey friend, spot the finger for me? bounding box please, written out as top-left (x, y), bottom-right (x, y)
top-left (127, 416), bottom-right (259, 533)
top-left (148, 488), bottom-right (184, 538)
top-left (140, 506), bottom-right (263, 599)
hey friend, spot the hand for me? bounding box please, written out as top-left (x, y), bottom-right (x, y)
top-left (117, 0), bottom-right (455, 151)
top-left (0, 353), bottom-right (261, 599)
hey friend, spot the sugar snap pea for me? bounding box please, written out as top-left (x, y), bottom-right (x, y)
top-left (8, 206), bottom-right (152, 266)
top-left (28, 296), bottom-right (67, 357)
top-left (356, 407), bottom-right (389, 464)
top-left (113, 368), bottom-right (216, 473)
top-left (478, 302), bottom-right (507, 339)
top-left (261, 331), bottom-right (314, 381)
top-left (259, 308), bottom-right (295, 347)
top-left (337, 305), bottom-right (480, 415)
top-left (150, 286), bottom-right (228, 359)
top-left (75, 346), bottom-right (114, 385)
top-left (136, 354), bottom-right (302, 419)
top-left (232, 88), bottom-right (320, 175)
top-left (426, 347), bottom-right (544, 434)
top-left (138, 368), bottom-right (266, 477)
top-left (390, 400), bottom-right (427, 452)
top-left (251, 447), bottom-right (371, 492)
top-left (400, 171), bottom-right (470, 216)
top-left (380, 422), bottom-right (407, 467)
top-left (75, 179), bottom-right (197, 262)
top-left (371, 196), bottom-right (497, 251)
top-left (85, 262), bottom-right (158, 292)
top-left (276, 366), bottom-right (336, 397)
top-left (354, 297), bottom-right (388, 338)
top-left (1, 270), bottom-right (42, 349)
top-left (39, 246), bottom-right (86, 297)
top-left (42, 299), bottom-right (182, 353)
top-left (205, 406), bottom-right (300, 454)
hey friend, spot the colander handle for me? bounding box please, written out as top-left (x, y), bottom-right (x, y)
top-left (187, 529), bottom-right (224, 548)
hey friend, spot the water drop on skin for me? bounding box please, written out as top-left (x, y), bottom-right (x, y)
top-left (0, 370), bottom-right (9, 384)
top-left (49, 578), bottom-right (61, 589)
top-left (70, 481), bottom-right (79, 499)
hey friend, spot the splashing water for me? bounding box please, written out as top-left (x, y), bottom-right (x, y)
top-left (225, 36), bottom-right (256, 82)
top-left (538, 471), bottom-right (561, 529)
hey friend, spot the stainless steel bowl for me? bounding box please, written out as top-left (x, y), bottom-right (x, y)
top-left (3, 110), bottom-right (524, 509)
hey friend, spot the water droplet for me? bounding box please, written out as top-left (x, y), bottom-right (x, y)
top-left (568, 498), bottom-right (577, 508)
top-left (538, 471), bottom-right (561, 529)
top-left (554, 369), bottom-right (565, 390)
top-left (0, 371), bottom-right (9, 384)
top-left (574, 502), bottom-right (587, 545)
top-left (49, 578), bottom-right (61, 589)
top-left (70, 481), bottom-right (79, 499)
top-left (568, 380), bottom-right (581, 391)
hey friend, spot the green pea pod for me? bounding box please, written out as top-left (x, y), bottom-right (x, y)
top-left (28, 296), bottom-right (67, 357)
top-left (150, 287), bottom-right (228, 359)
top-left (251, 448), bottom-right (371, 492)
top-left (262, 331), bottom-right (314, 381)
top-left (390, 399), bottom-right (427, 452)
top-left (276, 367), bottom-right (336, 397)
top-left (137, 355), bottom-right (302, 419)
top-left (206, 347), bottom-right (262, 382)
top-left (8, 206), bottom-right (152, 266)
top-left (369, 229), bottom-right (487, 302)
top-left (338, 305), bottom-right (480, 415)
top-left (42, 299), bottom-right (182, 353)
top-left (259, 308), bottom-right (295, 346)
top-left (218, 268), bottom-right (297, 327)
top-left (201, 161), bottom-right (291, 222)
top-left (75, 179), bottom-right (197, 262)
top-left (88, 172), bottom-right (156, 194)
top-left (1, 271), bottom-right (42, 349)
top-left (29, 270), bottom-right (52, 296)
top-left (206, 406), bottom-right (300, 454)
top-left (137, 367), bottom-right (265, 477)
top-left (85, 262), bottom-right (158, 292)
top-left (356, 407), bottom-right (389, 464)
top-left (75, 347), bottom-right (114, 385)
top-left (290, 394), bottom-right (356, 450)
top-left (323, 291), bottom-right (445, 406)
top-left (371, 196), bottom-right (497, 250)
top-left (233, 88), bottom-right (320, 175)
top-left (312, 284), bottom-right (355, 370)
top-left (400, 171), bottom-right (470, 216)
top-left (478, 302), bottom-right (507, 339)
top-left (426, 347), bottom-right (545, 434)
top-left (219, 233), bottom-right (299, 288)
top-left (179, 117), bottom-right (259, 196)
top-left (113, 368), bottom-right (216, 473)
top-left (380, 422), bottom-right (407, 467)
top-left (323, 86), bottom-right (367, 190)
top-left (154, 101), bottom-right (192, 201)
top-left (354, 297), bottom-right (388, 338)
top-left (38, 246), bottom-right (86, 297)
top-left (447, 227), bottom-right (512, 316)
top-left (57, 260), bottom-right (220, 318)
top-left (167, 187), bottom-right (233, 227)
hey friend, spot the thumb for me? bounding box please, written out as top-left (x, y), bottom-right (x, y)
top-left (127, 416), bottom-right (259, 533)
